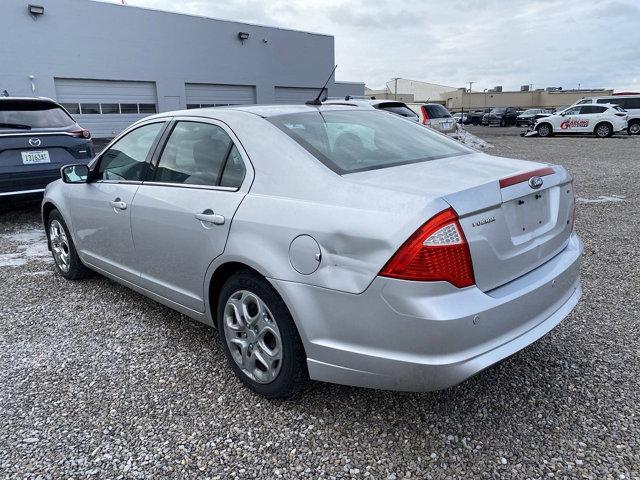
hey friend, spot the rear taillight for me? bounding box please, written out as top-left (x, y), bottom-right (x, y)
top-left (380, 208), bottom-right (475, 288)
top-left (70, 128), bottom-right (91, 139)
top-left (420, 105), bottom-right (430, 124)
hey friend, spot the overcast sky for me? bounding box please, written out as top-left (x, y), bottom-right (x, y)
top-left (109, 0), bottom-right (639, 92)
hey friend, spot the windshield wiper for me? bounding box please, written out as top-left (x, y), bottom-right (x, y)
top-left (0, 123), bottom-right (32, 130)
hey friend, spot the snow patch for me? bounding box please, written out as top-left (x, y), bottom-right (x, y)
top-left (0, 227), bottom-right (52, 268)
top-left (577, 195), bottom-right (626, 204)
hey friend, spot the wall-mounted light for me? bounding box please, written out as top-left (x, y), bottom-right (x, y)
top-left (238, 32), bottom-right (250, 43)
top-left (28, 4), bottom-right (45, 16)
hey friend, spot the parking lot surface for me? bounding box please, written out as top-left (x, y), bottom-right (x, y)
top-left (1, 127), bottom-right (638, 479)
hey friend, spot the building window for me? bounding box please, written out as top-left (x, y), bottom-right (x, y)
top-left (138, 104), bottom-right (157, 114)
top-left (186, 104), bottom-right (200, 109)
top-left (120, 104), bottom-right (139, 114)
top-left (80, 103), bottom-right (101, 114)
top-left (61, 103), bottom-right (80, 114)
top-left (101, 103), bottom-right (120, 114)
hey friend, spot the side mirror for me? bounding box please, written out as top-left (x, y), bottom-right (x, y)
top-left (61, 164), bottom-right (89, 183)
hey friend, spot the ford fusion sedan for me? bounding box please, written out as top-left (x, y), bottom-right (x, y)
top-left (534, 104), bottom-right (627, 138)
top-left (42, 105), bottom-right (582, 398)
top-left (1, 97), bottom-right (93, 197)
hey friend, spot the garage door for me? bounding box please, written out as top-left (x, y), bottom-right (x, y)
top-left (274, 87), bottom-right (326, 104)
top-left (185, 83), bottom-right (256, 109)
top-left (54, 79), bottom-right (158, 138)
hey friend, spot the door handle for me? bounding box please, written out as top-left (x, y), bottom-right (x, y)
top-left (109, 199), bottom-right (127, 210)
top-left (195, 211), bottom-right (225, 225)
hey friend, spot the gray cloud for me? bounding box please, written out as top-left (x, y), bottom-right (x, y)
top-left (117, 0), bottom-right (640, 91)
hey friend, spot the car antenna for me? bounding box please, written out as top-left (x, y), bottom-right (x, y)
top-left (305, 64), bottom-right (338, 106)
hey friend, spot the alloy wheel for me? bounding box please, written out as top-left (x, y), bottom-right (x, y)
top-left (596, 124), bottom-right (611, 138)
top-left (629, 123), bottom-right (640, 135)
top-left (49, 219), bottom-right (70, 272)
top-left (223, 290), bottom-right (283, 384)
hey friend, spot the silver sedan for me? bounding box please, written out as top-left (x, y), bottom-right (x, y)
top-left (42, 105), bottom-right (582, 398)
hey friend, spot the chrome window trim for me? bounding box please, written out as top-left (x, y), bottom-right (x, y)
top-left (95, 180), bottom-right (143, 185)
top-left (140, 181), bottom-right (239, 192)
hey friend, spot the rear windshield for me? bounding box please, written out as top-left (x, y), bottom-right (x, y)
top-left (375, 103), bottom-right (419, 120)
top-left (268, 110), bottom-right (472, 174)
top-left (425, 104), bottom-right (451, 118)
top-left (491, 107), bottom-right (506, 113)
top-left (0, 100), bottom-right (76, 129)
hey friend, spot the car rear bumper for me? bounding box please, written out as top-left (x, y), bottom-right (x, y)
top-left (0, 169), bottom-right (61, 196)
top-left (270, 233), bottom-right (583, 392)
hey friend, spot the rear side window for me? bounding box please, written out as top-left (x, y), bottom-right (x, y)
top-left (580, 105), bottom-right (607, 114)
top-left (98, 122), bottom-right (164, 181)
top-left (154, 121), bottom-right (244, 188)
top-left (425, 104), bottom-right (451, 118)
top-left (0, 100), bottom-right (76, 129)
top-left (376, 103), bottom-right (419, 120)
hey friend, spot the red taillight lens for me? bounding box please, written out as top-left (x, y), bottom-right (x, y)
top-left (70, 128), bottom-right (91, 139)
top-left (380, 208), bottom-right (475, 288)
top-left (421, 105), bottom-right (430, 124)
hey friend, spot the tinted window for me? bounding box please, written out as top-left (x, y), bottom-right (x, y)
top-left (154, 122), bottom-right (233, 186)
top-left (425, 104), bottom-right (451, 118)
top-left (98, 123), bottom-right (164, 181)
top-left (101, 103), bottom-right (120, 114)
top-left (61, 103), bottom-right (80, 115)
top-left (577, 99), bottom-right (592, 104)
top-left (268, 110), bottom-right (471, 174)
top-left (596, 98), bottom-right (610, 104)
top-left (81, 103), bottom-right (100, 114)
top-left (120, 104), bottom-right (139, 114)
top-left (0, 100), bottom-right (76, 129)
top-left (377, 103), bottom-right (419, 120)
top-left (626, 98), bottom-right (640, 109)
top-left (220, 145), bottom-right (246, 188)
top-left (139, 104), bottom-right (157, 114)
top-left (580, 105), bottom-right (607, 114)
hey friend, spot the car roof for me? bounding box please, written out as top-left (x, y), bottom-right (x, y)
top-left (0, 96), bottom-right (58, 104)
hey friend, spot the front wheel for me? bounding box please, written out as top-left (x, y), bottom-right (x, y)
top-left (594, 122), bottom-right (613, 138)
top-left (627, 121), bottom-right (640, 135)
top-left (47, 210), bottom-right (92, 280)
top-left (537, 123), bottom-right (552, 137)
top-left (217, 270), bottom-right (308, 398)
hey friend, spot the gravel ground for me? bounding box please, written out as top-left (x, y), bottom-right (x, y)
top-left (1, 128), bottom-right (639, 479)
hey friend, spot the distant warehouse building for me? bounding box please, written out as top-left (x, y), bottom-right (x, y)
top-left (0, 0), bottom-right (363, 137)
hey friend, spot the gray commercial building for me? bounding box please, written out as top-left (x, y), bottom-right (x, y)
top-left (1, 0), bottom-right (363, 137)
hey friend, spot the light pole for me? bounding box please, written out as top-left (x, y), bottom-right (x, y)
top-left (468, 81), bottom-right (475, 112)
top-left (391, 77), bottom-right (400, 100)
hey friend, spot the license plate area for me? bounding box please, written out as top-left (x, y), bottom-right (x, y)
top-left (21, 150), bottom-right (50, 164)
top-left (501, 188), bottom-right (555, 244)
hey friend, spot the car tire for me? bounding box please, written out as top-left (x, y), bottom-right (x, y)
top-left (627, 121), bottom-right (640, 135)
top-left (217, 270), bottom-right (308, 398)
top-left (594, 122), bottom-right (613, 138)
top-left (47, 209), bottom-right (92, 280)
top-left (536, 123), bottom-right (553, 137)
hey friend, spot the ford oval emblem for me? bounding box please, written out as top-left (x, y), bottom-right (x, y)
top-left (528, 176), bottom-right (544, 189)
top-left (28, 138), bottom-right (41, 147)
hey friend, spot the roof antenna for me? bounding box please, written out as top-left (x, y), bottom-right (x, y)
top-left (305, 64), bottom-right (337, 106)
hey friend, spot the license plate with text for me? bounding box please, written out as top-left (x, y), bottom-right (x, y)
top-left (21, 150), bottom-right (50, 164)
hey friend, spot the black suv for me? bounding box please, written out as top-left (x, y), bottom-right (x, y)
top-left (485, 107), bottom-right (521, 126)
top-left (0, 97), bottom-right (93, 197)
top-left (467, 108), bottom-right (493, 125)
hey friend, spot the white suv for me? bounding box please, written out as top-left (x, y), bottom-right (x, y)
top-left (534, 104), bottom-right (628, 138)
top-left (322, 97), bottom-right (419, 122)
top-left (575, 95), bottom-right (640, 135)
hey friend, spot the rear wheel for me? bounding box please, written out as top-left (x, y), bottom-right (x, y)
top-left (47, 210), bottom-right (91, 280)
top-left (217, 270), bottom-right (308, 398)
top-left (537, 123), bottom-right (552, 137)
top-left (627, 120), bottom-right (640, 135)
top-left (594, 122), bottom-right (613, 138)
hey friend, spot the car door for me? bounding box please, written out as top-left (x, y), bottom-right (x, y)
top-left (557, 106), bottom-right (583, 133)
top-left (67, 121), bottom-right (167, 283)
top-left (576, 105), bottom-right (604, 132)
top-left (130, 118), bottom-right (252, 312)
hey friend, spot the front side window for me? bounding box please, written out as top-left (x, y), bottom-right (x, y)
top-left (268, 110), bottom-right (472, 174)
top-left (562, 106), bottom-right (581, 115)
top-left (98, 122), bottom-right (164, 181)
top-left (154, 121), bottom-right (243, 187)
top-left (0, 100), bottom-right (76, 129)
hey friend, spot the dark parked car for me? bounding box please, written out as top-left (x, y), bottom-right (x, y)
top-left (515, 108), bottom-right (552, 127)
top-left (0, 97), bottom-right (93, 197)
top-left (467, 108), bottom-right (492, 125)
top-left (485, 107), bottom-right (521, 126)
